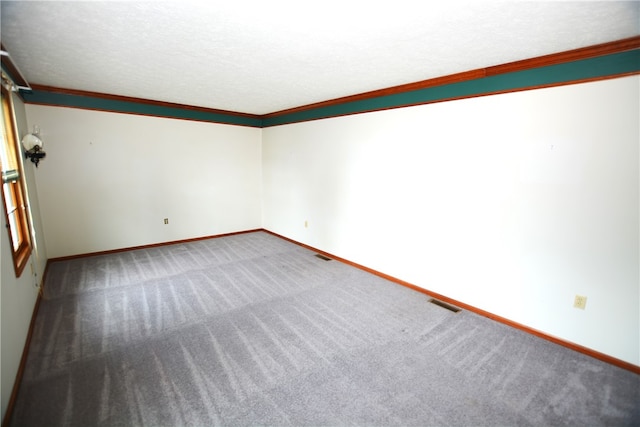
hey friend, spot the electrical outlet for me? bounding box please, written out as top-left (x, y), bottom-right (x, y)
top-left (573, 295), bottom-right (587, 310)
top-left (164, 218), bottom-right (169, 225)
top-left (304, 220), bottom-right (308, 228)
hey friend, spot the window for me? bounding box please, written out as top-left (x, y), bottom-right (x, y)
top-left (1, 82), bottom-right (31, 276)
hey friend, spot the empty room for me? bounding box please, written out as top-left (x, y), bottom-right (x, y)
top-left (1, 1), bottom-right (639, 425)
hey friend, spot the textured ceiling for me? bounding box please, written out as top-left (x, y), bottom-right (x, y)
top-left (1, 1), bottom-right (639, 115)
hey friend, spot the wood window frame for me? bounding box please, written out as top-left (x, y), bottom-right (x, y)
top-left (1, 83), bottom-right (32, 276)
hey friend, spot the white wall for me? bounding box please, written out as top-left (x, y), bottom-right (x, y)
top-left (18, 77), bottom-right (640, 367)
top-left (24, 106), bottom-right (263, 258)
top-left (262, 76), bottom-right (640, 365)
top-left (1, 92), bottom-right (46, 421)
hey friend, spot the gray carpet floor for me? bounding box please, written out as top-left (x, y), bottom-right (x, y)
top-left (9, 231), bottom-right (640, 426)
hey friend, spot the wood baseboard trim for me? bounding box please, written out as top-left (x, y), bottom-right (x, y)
top-left (262, 229), bottom-right (640, 375)
top-left (1, 260), bottom-right (51, 427)
top-left (48, 229), bottom-right (263, 262)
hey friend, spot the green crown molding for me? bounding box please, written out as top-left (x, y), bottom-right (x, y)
top-left (19, 49), bottom-right (639, 129)
top-left (262, 49), bottom-right (640, 127)
top-left (20, 90), bottom-right (263, 128)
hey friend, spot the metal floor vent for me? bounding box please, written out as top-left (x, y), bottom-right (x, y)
top-left (428, 299), bottom-right (461, 313)
top-left (315, 254), bottom-right (332, 261)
